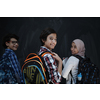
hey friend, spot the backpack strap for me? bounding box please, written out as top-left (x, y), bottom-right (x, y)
top-left (26, 53), bottom-right (37, 59)
top-left (72, 55), bottom-right (83, 61)
top-left (72, 55), bottom-right (84, 70)
top-left (40, 52), bottom-right (53, 57)
top-left (39, 51), bottom-right (53, 82)
top-left (72, 55), bottom-right (84, 80)
top-left (73, 55), bottom-right (91, 64)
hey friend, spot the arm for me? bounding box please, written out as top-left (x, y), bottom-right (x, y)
top-left (9, 52), bottom-right (24, 83)
top-left (62, 56), bottom-right (79, 80)
top-left (62, 57), bottom-right (74, 79)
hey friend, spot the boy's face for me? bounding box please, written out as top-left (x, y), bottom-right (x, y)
top-left (6, 38), bottom-right (19, 51)
top-left (71, 42), bottom-right (79, 55)
top-left (43, 33), bottom-right (57, 50)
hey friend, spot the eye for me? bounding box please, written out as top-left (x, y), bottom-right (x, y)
top-left (12, 41), bottom-right (15, 43)
top-left (11, 41), bottom-right (18, 44)
top-left (74, 46), bottom-right (77, 48)
top-left (50, 37), bottom-right (53, 40)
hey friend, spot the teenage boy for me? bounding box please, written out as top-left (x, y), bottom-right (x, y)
top-left (38, 28), bottom-right (62, 84)
top-left (0, 33), bottom-right (24, 84)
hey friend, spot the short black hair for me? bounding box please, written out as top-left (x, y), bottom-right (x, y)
top-left (40, 27), bottom-right (57, 46)
top-left (2, 33), bottom-right (19, 48)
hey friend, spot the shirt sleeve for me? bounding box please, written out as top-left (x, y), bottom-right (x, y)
top-left (62, 56), bottom-right (79, 80)
top-left (43, 54), bottom-right (61, 84)
top-left (9, 52), bottom-right (24, 83)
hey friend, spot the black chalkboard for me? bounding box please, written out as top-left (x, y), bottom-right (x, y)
top-left (0, 17), bottom-right (100, 71)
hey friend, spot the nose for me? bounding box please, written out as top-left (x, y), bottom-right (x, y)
top-left (15, 43), bottom-right (19, 46)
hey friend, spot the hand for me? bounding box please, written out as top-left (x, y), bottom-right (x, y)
top-left (52, 52), bottom-right (62, 62)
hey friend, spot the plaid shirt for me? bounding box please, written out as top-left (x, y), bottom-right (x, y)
top-left (38, 46), bottom-right (61, 84)
top-left (2, 49), bottom-right (24, 83)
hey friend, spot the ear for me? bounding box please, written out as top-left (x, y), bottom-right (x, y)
top-left (42, 39), bottom-right (45, 43)
top-left (5, 42), bottom-right (9, 47)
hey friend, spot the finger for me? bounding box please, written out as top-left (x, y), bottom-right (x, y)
top-left (52, 52), bottom-right (57, 55)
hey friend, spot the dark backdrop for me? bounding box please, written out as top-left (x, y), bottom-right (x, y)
top-left (0, 17), bottom-right (100, 71)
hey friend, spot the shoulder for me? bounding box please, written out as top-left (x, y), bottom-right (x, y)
top-left (42, 53), bottom-right (54, 62)
top-left (69, 56), bottom-right (79, 61)
top-left (38, 46), bottom-right (52, 55)
top-left (4, 49), bottom-right (15, 56)
top-left (67, 56), bottom-right (79, 65)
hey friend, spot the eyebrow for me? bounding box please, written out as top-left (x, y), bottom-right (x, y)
top-left (49, 36), bottom-right (57, 38)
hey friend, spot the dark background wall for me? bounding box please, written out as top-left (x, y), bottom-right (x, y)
top-left (0, 17), bottom-right (100, 71)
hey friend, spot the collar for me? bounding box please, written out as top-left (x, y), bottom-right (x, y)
top-left (40, 46), bottom-right (52, 53)
top-left (5, 49), bottom-right (13, 52)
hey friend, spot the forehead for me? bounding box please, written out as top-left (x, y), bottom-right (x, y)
top-left (72, 42), bottom-right (76, 46)
top-left (10, 38), bottom-right (17, 41)
top-left (48, 33), bottom-right (57, 38)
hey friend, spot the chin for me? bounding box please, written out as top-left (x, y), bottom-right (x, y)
top-left (51, 47), bottom-right (55, 50)
top-left (13, 48), bottom-right (18, 51)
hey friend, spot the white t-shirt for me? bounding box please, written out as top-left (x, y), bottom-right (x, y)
top-left (62, 56), bottom-right (79, 84)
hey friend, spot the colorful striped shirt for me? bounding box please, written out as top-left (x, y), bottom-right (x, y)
top-left (38, 46), bottom-right (61, 84)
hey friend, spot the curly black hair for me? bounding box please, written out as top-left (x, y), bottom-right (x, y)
top-left (2, 33), bottom-right (19, 48)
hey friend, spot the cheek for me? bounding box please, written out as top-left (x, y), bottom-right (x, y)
top-left (9, 44), bottom-right (13, 47)
top-left (71, 47), bottom-right (73, 51)
top-left (16, 44), bottom-right (19, 46)
top-left (55, 41), bottom-right (57, 45)
top-left (76, 49), bottom-right (79, 53)
top-left (71, 48), bottom-right (72, 51)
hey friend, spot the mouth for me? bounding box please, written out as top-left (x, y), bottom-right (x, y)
top-left (50, 44), bottom-right (55, 47)
top-left (13, 46), bottom-right (18, 49)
